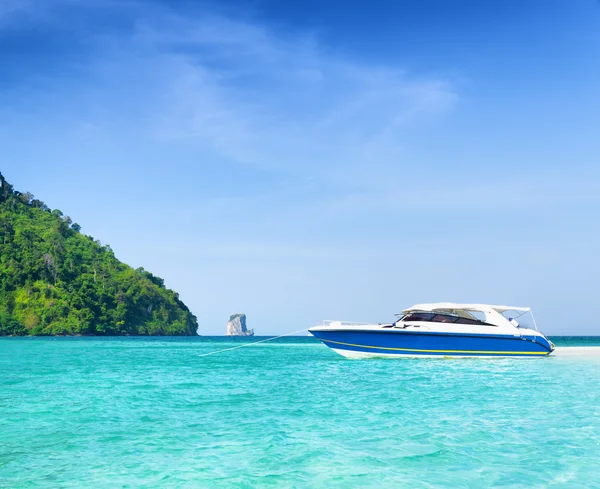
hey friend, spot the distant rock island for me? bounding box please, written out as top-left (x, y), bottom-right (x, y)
top-left (226, 313), bottom-right (254, 336)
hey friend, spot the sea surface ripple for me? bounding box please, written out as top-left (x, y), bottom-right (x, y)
top-left (1, 336), bottom-right (599, 488)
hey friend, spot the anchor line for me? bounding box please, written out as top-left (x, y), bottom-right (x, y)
top-left (197, 328), bottom-right (309, 357)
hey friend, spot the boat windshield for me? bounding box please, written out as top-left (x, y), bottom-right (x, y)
top-left (500, 310), bottom-right (533, 329)
top-left (402, 312), bottom-right (495, 327)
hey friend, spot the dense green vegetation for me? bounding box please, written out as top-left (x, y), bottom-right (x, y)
top-left (0, 173), bottom-right (198, 336)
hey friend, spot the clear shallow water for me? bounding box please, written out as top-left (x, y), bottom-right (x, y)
top-left (550, 336), bottom-right (600, 347)
top-left (1, 337), bottom-right (599, 488)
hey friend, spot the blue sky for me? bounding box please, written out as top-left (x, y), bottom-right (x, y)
top-left (1, 0), bottom-right (599, 334)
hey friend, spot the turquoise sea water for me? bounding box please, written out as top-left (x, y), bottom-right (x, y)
top-left (1, 337), bottom-right (600, 488)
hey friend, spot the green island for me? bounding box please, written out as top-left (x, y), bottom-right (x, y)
top-left (0, 173), bottom-right (198, 336)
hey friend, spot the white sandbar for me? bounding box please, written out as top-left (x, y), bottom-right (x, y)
top-left (553, 347), bottom-right (600, 357)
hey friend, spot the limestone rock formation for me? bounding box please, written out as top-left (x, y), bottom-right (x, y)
top-left (226, 313), bottom-right (254, 336)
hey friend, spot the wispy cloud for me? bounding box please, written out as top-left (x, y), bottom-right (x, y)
top-left (0, 0), bottom-right (457, 184)
top-left (4, 0), bottom-right (599, 219)
top-left (0, 0), bottom-right (32, 25)
top-left (142, 15), bottom-right (457, 176)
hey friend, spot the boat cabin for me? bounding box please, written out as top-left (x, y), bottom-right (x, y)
top-left (394, 303), bottom-right (539, 331)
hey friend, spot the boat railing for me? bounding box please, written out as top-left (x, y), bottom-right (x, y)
top-left (315, 320), bottom-right (381, 328)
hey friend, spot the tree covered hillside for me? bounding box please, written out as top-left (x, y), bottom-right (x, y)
top-left (0, 173), bottom-right (198, 335)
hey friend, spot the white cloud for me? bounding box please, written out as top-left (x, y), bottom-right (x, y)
top-left (0, 0), bottom-right (31, 24)
top-left (4, 0), bottom-right (456, 180)
top-left (143, 21), bottom-right (457, 175)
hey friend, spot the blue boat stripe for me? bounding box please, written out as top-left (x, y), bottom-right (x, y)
top-left (320, 338), bottom-right (550, 355)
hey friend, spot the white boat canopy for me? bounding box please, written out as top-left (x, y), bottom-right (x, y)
top-left (402, 303), bottom-right (530, 314)
top-left (400, 303), bottom-right (538, 331)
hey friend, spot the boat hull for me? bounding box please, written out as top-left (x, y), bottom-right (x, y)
top-left (310, 329), bottom-right (553, 358)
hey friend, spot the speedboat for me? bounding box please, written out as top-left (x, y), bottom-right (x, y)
top-left (309, 303), bottom-right (555, 358)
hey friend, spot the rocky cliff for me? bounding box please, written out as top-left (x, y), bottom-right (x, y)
top-left (226, 313), bottom-right (254, 336)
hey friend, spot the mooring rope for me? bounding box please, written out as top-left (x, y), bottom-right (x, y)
top-left (197, 328), bottom-right (309, 357)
